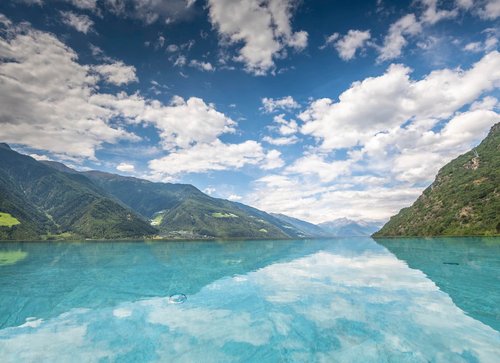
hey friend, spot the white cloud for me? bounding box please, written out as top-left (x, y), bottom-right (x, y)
top-left (319, 32), bottom-right (339, 50)
top-left (249, 51), bottom-right (500, 222)
top-left (227, 194), bottom-right (242, 201)
top-left (0, 17), bottom-right (240, 163)
top-left (166, 44), bottom-right (179, 52)
top-left (455, 0), bottom-right (473, 10)
top-left (464, 41), bottom-right (483, 52)
top-left (29, 153), bottom-right (52, 161)
top-left (148, 140), bottom-right (283, 177)
top-left (376, 1), bottom-right (497, 61)
top-left (92, 94), bottom-right (237, 151)
top-left (66, 0), bottom-right (98, 11)
top-left (272, 114), bottom-right (298, 135)
top-left (477, 0), bottom-right (500, 20)
top-left (300, 51), bottom-right (500, 151)
top-left (93, 61), bottom-right (138, 85)
top-left (262, 113), bottom-right (300, 146)
top-left (103, 0), bottom-right (195, 24)
top-left (286, 154), bottom-right (353, 183)
top-left (203, 187), bottom-right (216, 195)
top-left (262, 149), bottom-right (285, 170)
top-left (116, 162), bottom-right (135, 172)
top-left (16, 0), bottom-right (43, 5)
top-left (377, 14), bottom-right (422, 61)
top-left (60, 11), bottom-right (94, 34)
top-left (173, 54), bottom-right (187, 67)
top-left (261, 96), bottom-right (300, 113)
top-left (262, 135), bottom-right (299, 145)
top-left (248, 174), bottom-right (423, 223)
top-left (464, 29), bottom-right (498, 53)
top-left (419, 0), bottom-right (458, 25)
top-left (334, 29), bottom-right (371, 60)
top-left (470, 95), bottom-right (498, 110)
top-left (0, 18), bottom-right (138, 159)
top-left (207, 0), bottom-right (308, 75)
top-left (189, 59), bottom-right (215, 72)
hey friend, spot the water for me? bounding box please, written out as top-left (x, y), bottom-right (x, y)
top-left (0, 237), bottom-right (499, 362)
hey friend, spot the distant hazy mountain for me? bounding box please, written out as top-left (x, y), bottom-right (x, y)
top-left (0, 144), bottom-right (321, 240)
top-left (271, 213), bottom-right (329, 237)
top-left (319, 218), bottom-right (382, 237)
top-left (374, 123), bottom-right (499, 237)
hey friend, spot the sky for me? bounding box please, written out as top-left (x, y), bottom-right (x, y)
top-left (0, 0), bottom-right (499, 224)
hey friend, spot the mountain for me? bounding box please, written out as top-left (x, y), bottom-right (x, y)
top-left (271, 213), bottom-right (329, 237)
top-left (81, 171), bottom-right (309, 239)
top-left (374, 123), bottom-right (500, 237)
top-left (0, 144), bottom-right (340, 241)
top-left (0, 145), bottom-right (156, 240)
top-left (319, 218), bottom-right (382, 237)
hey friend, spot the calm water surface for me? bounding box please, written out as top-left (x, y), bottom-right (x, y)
top-left (0, 237), bottom-right (499, 362)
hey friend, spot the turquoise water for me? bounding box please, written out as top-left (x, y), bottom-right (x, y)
top-left (0, 237), bottom-right (499, 362)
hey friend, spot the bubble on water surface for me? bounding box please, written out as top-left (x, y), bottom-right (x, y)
top-left (168, 293), bottom-right (187, 304)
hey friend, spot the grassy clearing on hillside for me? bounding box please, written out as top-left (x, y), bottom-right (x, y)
top-left (151, 214), bottom-right (164, 226)
top-left (212, 212), bottom-right (238, 218)
top-left (0, 212), bottom-right (20, 227)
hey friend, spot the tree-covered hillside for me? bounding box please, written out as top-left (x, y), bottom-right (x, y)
top-left (0, 144), bottom-right (335, 241)
top-left (374, 123), bottom-right (500, 237)
top-left (0, 144), bottom-right (156, 240)
top-left (83, 171), bottom-right (306, 239)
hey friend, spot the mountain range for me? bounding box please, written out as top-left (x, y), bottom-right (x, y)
top-left (375, 123), bottom-right (499, 237)
top-left (3, 121), bottom-right (497, 241)
top-left (319, 218), bottom-right (382, 237)
top-left (2, 143), bottom-right (376, 240)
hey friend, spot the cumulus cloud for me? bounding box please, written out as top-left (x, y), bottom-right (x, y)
top-left (477, 0), bottom-right (500, 20)
top-left (248, 174), bottom-right (423, 223)
top-left (377, 14), bottom-right (422, 61)
top-left (464, 29), bottom-right (498, 53)
top-left (455, 0), bottom-right (474, 10)
top-left (375, 0), bottom-right (497, 61)
top-left (333, 29), bottom-right (371, 60)
top-left (92, 94), bottom-right (237, 150)
top-left (103, 0), bottom-right (196, 24)
top-left (116, 162), bottom-right (135, 172)
top-left (262, 135), bottom-right (299, 145)
top-left (68, 0), bottom-right (98, 10)
top-left (0, 16), bottom-right (242, 164)
top-left (93, 61), bottom-right (138, 85)
top-left (419, 0), bottom-right (458, 25)
top-left (207, 0), bottom-right (308, 75)
top-left (60, 11), bottom-right (94, 34)
top-left (319, 32), bottom-right (339, 50)
top-left (0, 18), bottom-right (138, 159)
top-left (227, 194), bottom-right (242, 201)
top-left (148, 140), bottom-right (283, 177)
top-left (249, 52), bottom-right (500, 222)
top-left (262, 113), bottom-right (300, 146)
top-left (286, 154), bottom-right (353, 183)
top-left (273, 114), bottom-right (298, 135)
top-left (262, 149), bottom-right (285, 169)
top-left (189, 59), bottom-right (215, 72)
top-left (261, 96), bottom-right (300, 113)
top-left (300, 51), bottom-right (500, 151)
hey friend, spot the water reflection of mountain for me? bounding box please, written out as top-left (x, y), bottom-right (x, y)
top-left (377, 237), bottom-right (500, 332)
top-left (0, 239), bottom-right (331, 329)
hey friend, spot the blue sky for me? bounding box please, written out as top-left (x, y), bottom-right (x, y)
top-left (0, 0), bottom-right (499, 223)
